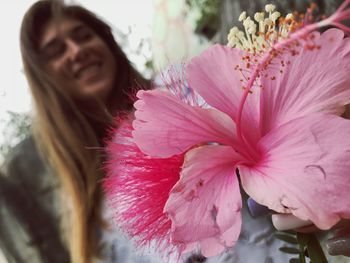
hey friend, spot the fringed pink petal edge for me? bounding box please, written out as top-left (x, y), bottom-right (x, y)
top-left (103, 117), bottom-right (185, 259)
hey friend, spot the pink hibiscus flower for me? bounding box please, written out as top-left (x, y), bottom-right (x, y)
top-left (104, 1), bottom-right (350, 260)
top-left (131, 7), bottom-right (350, 259)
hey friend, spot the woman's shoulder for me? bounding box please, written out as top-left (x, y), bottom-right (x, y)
top-left (0, 136), bottom-right (69, 263)
top-left (2, 135), bottom-right (59, 189)
top-left (1, 134), bottom-right (63, 226)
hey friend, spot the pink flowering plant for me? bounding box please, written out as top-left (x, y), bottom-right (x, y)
top-left (105, 1), bottom-right (350, 260)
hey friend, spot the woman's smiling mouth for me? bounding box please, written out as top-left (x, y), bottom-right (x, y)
top-left (74, 61), bottom-right (102, 81)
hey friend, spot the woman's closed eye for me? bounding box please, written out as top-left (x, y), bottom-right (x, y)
top-left (41, 39), bottom-right (66, 60)
top-left (72, 26), bottom-right (93, 43)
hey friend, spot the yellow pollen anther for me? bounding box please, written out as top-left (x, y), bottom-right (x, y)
top-left (243, 16), bottom-right (253, 27)
top-left (239, 11), bottom-right (247, 22)
top-left (265, 4), bottom-right (276, 12)
top-left (286, 13), bottom-right (294, 20)
top-left (254, 12), bottom-right (264, 22)
top-left (271, 12), bottom-right (281, 21)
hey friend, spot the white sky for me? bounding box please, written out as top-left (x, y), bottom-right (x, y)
top-left (0, 0), bottom-right (153, 145)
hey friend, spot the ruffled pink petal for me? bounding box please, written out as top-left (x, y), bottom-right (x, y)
top-left (103, 118), bottom-right (183, 254)
top-left (133, 89), bottom-right (240, 158)
top-left (187, 44), bottom-right (261, 145)
top-left (165, 145), bottom-right (243, 256)
top-left (240, 114), bottom-right (350, 229)
top-left (260, 28), bottom-right (350, 136)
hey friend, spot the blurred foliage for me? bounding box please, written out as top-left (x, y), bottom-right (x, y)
top-left (112, 25), bottom-right (154, 78)
top-left (0, 111), bottom-right (31, 164)
top-left (275, 231), bottom-right (328, 263)
top-left (186, 0), bottom-right (220, 39)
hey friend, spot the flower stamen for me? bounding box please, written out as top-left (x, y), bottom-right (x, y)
top-left (228, 1), bottom-right (350, 148)
top-left (227, 4), bottom-right (301, 53)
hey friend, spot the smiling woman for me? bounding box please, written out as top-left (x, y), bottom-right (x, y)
top-left (39, 18), bottom-right (117, 100)
top-left (0, 1), bottom-right (151, 263)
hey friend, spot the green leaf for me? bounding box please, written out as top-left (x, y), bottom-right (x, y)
top-left (279, 247), bottom-right (300, 254)
top-left (299, 252), bottom-right (306, 263)
top-left (296, 233), bottom-right (309, 263)
top-left (306, 234), bottom-right (328, 263)
top-left (284, 230), bottom-right (298, 235)
top-left (296, 233), bottom-right (328, 263)
top-left (297, 233), bottom-right (310, 247)
top-left (275, 233), bottom-right (298, 244)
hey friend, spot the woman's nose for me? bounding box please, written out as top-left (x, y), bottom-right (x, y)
top-left (66, 39), bottom-right (86, 61)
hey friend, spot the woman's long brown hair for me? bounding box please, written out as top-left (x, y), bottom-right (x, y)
top-left (20, 1), bottom-right (149, 262)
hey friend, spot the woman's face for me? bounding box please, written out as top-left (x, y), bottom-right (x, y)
top-left (39, 17), bottom-right (117, 101)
